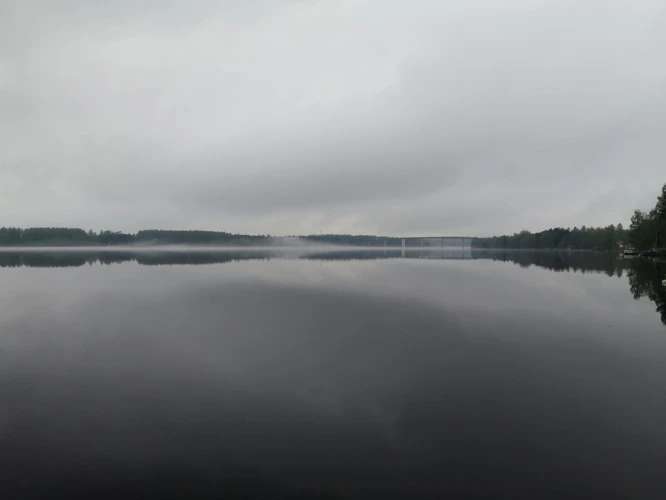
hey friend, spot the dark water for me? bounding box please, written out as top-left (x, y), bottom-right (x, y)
top-left (1, 248), bottom-right (665, 499)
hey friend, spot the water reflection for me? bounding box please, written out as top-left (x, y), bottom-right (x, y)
top-left (627, 258), bottom-right (666, 325)
top-left (2, 248), bottom-right (666, 498)
top-left (471, 249), bottom-right (632, 276)
top-left (470, 250), bottom-right (666, 325)
top-left (1, 248), bottom-right (665, 326)
top-left (0, 251), bottom-right (273, 268)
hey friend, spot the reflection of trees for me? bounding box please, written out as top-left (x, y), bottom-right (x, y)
top-left (0, 252), bottom-right (274, 268)
top-left (0, 253), bottom-right (23, 268)
top-left (2, 249), bottom-right (664, 325)
top-left (627, 259), bottom-right (666, 325)
top-left (0, 249), bottom-right (637, 271)
top-left (472, 250), bottom-right (665, 326)
top-left (135, 253), bottom-right (270, 266)
top-left (97, 253), bottom-right (136, 265)
top-left (0, 252), bottom-right (122, 268)
top-left (301, 251), bottom-right (405, 261)
top-left (0, 253), bottom-right (93, 268)
top-left (470, 249), bottom-right (632, 276)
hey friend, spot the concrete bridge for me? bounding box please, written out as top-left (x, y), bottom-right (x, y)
top-left (391, 236), bottom-right (473, 249)
top-left (297, 235), bottom-right (475, 249)
top-left (374, 236), bottom-right (475, 257)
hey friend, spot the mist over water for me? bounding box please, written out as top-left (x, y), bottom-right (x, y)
top-left (1, 250), bottom-right (665, 499)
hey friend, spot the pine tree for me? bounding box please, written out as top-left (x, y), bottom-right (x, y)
top-left (656, 183), bottom-right (666, 220)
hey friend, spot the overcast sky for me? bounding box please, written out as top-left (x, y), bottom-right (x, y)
top-left (1, 1), bottom-right (665, 236)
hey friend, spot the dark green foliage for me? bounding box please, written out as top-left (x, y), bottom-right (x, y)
top-left (473, 183), bottom-right (666, 253)
top-left (656, 184), bottom-right (666, 221)
top-left (20, 227), bottom-right (98, 246)
top-left (98, 231), bottom-right (135, 245)
top-left (0, 227), bottom-right (100, 246)
top-left (628, 210), bottom-right (656, 251)
top-left (135, 230), bottom-right (272, 246)
top-left (628, 184), bottom-right (666, 251)
top-left (472, 225), bottom-right (629, 251)
top-left (0, 227), bottom-right (22, 245)
top-left (0, 227), bottom-right (273, 246)
top-left (136, 229), bottom-right (234, 244)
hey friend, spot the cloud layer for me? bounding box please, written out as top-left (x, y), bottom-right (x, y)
top-left (2, 0), bottom-right (665, 235)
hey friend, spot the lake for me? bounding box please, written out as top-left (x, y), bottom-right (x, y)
top-left (1, 248), bottom-right (665, 499)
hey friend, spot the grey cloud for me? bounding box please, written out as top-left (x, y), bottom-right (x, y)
top-left (1, 0), bottom-right (665, 235)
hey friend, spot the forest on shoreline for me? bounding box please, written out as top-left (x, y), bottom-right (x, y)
top-left (1, 184), bottom-right (664, 251)
top-left (472, 184), bottom-right (666, 252)
top-left (0, 228), bottom-right (274, 247)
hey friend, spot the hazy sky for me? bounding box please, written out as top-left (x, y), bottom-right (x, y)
top-left (2, 1), bottom-right (665, 236)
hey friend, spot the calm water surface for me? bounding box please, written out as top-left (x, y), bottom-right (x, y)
top-left (1, 249), bottom-right (665, 499)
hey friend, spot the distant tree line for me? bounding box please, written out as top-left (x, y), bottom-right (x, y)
top-left (134, 230), bottom-right (272, 246)
top-left (473, 183), bottom-right (666, 252)
top-left (0, 227), bottom-right (99, 246)
top-left (471, 225), bottom-right (628, 251)
top-left (3, 184), bottom-right (665, 251)
top-left (0, 227), bottom-right (274, 246)
top-left (628, 184), bottom-right (666, 251)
